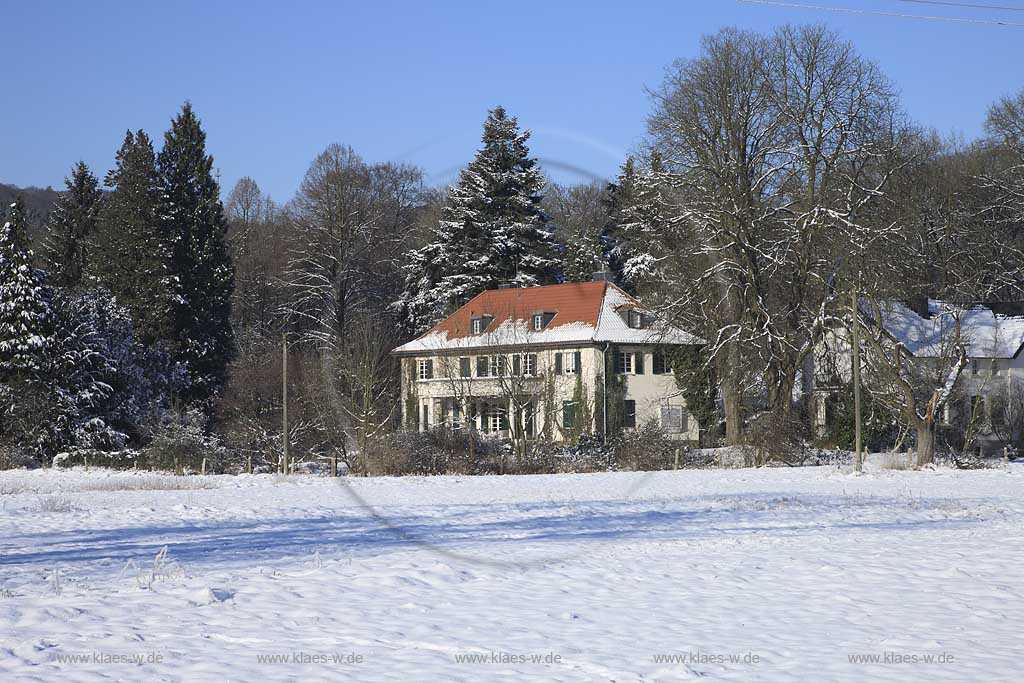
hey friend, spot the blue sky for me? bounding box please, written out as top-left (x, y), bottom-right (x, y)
top-left (3, 0), bottom-right (1022, 202)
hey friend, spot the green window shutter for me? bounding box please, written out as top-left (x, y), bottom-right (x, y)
top-left (562, 401), bottom-right (576, 430)
top-left (425, 359), bottom-right (434, 379)
top-left (574, 351), bottom-right (582, 374)
top-left (635, 353), bottom-right (644, 375)
top-left (512, 355), bottom-right (522, 376)
top-left (460, 357), bottom-right (471, 377)
top-left (555, 352), bottom-right (563, 374)
top-left (477, 356), bottom-right (489, 377)
top-left (623, 400), bottom-right (636, 429)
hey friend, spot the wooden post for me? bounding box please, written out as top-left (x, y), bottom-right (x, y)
top-left (852, 288), bottom-right (864, 473)
top-left (282, 332), bottom-right (289, 476)
top-left (674, 448), bottom-right (680, 470)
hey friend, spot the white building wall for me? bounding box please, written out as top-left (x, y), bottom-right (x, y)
top-left (399, 344), bottom-right (699, 442)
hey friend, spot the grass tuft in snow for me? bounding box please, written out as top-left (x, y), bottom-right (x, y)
top-left (34, 495), bottom-right (77, 513)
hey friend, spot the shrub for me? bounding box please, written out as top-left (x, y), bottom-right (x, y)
top-left (612, 421), bottom-right (680, 471)
top-left (141, 409), bottom-right (229, 473)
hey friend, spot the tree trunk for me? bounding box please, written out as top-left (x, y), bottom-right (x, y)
top-left (916, 423), bottom-right (935, 468)
top-left (766, 366), bottom-right (796, 417)
top-left (721, 361), bottom-right (744, 446)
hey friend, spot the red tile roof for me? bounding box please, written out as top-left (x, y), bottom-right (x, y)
top-left (430, 281), bottom-right (629, 340)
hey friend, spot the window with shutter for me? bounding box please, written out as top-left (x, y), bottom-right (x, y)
top-left (652, 353), bottom-right (667, 375)
top-left (564, 351), bottom-right (579, 375)
top-left (525, 402), bottom-right (536, 437)
top-left (523, 354), bottom-right (536, 376)
top-left (562, 401), bottom-right (576, 430)
top-left (617, 352), bottom-right (633, 374)
top-left (417, 359), bottom-right (433, 380)
top-left (661, 406), bottom-right (684, 433)
top-left (459, 357), bottom-right (471, 377)
top-left (476, 356), bottom-right (490, 377)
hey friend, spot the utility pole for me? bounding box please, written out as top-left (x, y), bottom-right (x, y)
top-left (282, 332), bottom-right (289, 475)
top-left (851, 287), bottom-right (863, 473)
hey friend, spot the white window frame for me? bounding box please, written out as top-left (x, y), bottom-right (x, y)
top-left (533, 313), bottom-right (544, 331)
top-left (661, 405), bottom-right (684, 433)
top-left (628, 310), bottom-right (643, 329)
top-left (417, 359), bottom-right (431, 381)
top-left (564, 352), bottom-right (578, 375)
top-left (488, 410), bottom-right (504, 433)
top-left (618, 352), bottom-right (634, 374)
top-left (471, 318), bottom-right (483, 335)
top-left (523, 354), bottom-right (535, 377)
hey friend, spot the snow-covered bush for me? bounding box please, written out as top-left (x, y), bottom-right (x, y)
top-left (550, 433), bottom-right (614, 473)
top-left (142, 409), bottom-right (229, 473)
top-left (611, 422), bottom-right (680, 471)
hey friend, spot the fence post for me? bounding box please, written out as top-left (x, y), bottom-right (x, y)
top-left (674, 448), bottom-right (680, 470)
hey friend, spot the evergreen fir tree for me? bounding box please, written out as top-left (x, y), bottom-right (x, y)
top-left (0, 198), bottom-right (54, 380)
top-left (91, 130), bottom-right (175, 346)
top-left (157, 102), bottom-right (235, 401)
top-left (398, 107), bottom-right (557, 332)
top-left (43, 161), bottom-right (104, 289)
top-left (561, 227), bottom-right (607, 283)
top-left (604, 154), bottom-right (670, 294)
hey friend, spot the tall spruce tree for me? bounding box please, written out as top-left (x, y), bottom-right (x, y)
top-left (43, 161), bottom-right (103, 289)
top-left (157, 102), bottom-right (235, 401)
top-left (91, 130), bottom-right (174, 347)
top-left (0, 198), bottom-right (54, 380)
top-left (398, 106), bottom-right (557, 332)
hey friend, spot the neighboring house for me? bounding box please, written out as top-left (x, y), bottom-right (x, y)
top-left (810, 298), bottom-right (1024, 453)
top-left (391, 276), bottom-right (704, 442)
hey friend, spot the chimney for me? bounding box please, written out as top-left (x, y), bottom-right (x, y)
top-left (906, 295), bottom-right (930, 319)
top-left (592, 272), bottom-right (614, 282)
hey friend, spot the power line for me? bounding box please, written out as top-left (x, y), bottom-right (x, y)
top-left (737, 0), bottom-right (1024, 25)
top-left (898, 0), bottom-right (1024, 11)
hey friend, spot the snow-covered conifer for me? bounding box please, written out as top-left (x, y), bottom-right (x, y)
top-left (397, 107), bottom-right (558, 332)
top-left (157, 102), bottom-right (235, 401)
top-left (43, 161), bottom-right (103, 289)
top-left (0, 198), bottom-right (54, 379)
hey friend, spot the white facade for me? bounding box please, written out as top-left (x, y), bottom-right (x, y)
top-left (399, 345), bottom-right (699, 442)
top-left (393, 281), bottom-right (704, 442)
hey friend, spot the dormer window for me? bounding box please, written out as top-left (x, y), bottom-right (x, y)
top-left (628, 310), bottom-right (644, 329)
top-left (470, 315), bottom-right (492, 335)
top-left (530, 311), bottom-right (555, 332)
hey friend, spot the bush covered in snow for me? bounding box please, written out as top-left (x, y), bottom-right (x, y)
top-left (141, 409), bottom-right (230, 473)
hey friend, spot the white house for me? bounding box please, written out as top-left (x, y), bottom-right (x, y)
top-left (810, 298), bottom-right (1024, 453)
top-left (391, 276), bottom-right (704, 442)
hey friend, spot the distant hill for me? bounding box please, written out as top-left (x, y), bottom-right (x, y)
top-left (1, 182), bottom-right (61, 241)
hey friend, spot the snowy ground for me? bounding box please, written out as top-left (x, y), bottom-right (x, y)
top-left (1, 462), bottom-right (1022, 682)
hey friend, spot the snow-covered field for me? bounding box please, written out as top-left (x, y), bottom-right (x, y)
top-left (1, 462), bottom-right (1022, 682)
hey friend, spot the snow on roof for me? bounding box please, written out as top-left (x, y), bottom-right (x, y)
top-left (393, 281), bottom-right (703, 354)
top-left (873, 300), bottom-right (1024, 359)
